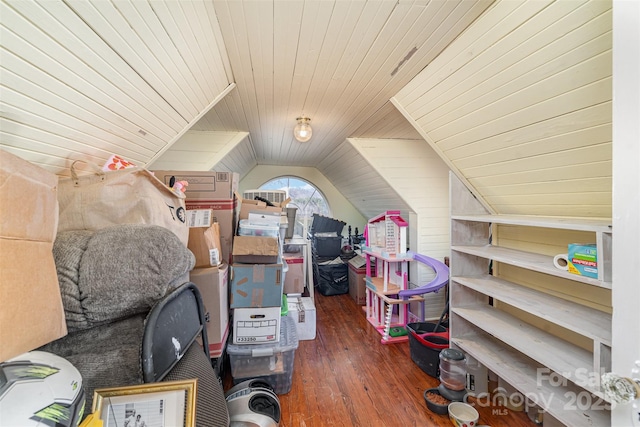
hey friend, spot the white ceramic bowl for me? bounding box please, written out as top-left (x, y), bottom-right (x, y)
top-left (448, 401), bottom-right (479, 427)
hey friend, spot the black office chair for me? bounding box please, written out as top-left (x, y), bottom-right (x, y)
top-left (142, 282), bottom-right (230, 426)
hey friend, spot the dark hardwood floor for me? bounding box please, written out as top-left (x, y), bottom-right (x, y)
top-left (223, 291), bottom-right (536, 427)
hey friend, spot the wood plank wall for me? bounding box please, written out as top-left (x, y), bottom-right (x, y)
top-left (350, 138), bottom-right (451, 319)
top-left (393, 0), bottom-right (612, 218)
top-left (0, 0), bottom-right (231, 175)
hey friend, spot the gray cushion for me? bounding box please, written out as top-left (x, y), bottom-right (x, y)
top-left (39, 314), bottom-right (146, 411)
top-left (53, 224), bottom-right (195, 331)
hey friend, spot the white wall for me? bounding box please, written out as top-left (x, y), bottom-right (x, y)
top-left (611, 0), bottom-right (640, 424)
top-left (239, 165), bottom-right (367, 233)
top-left (351, 138), bottom-right (451, 319)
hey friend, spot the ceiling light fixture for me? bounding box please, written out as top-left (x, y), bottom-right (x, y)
top-left (294, 117), bottom-right (312, 142)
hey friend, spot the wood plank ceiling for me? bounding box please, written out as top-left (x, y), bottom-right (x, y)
top-left (1, 0), bottom-right (492, 178)
top-left (1, 0), bottom-right (232, 173)
top-left (187, 0), bottom-right (494, 171)
top-left (392, 0), bottom-right (612, 217)
top-left (1, 0), bottom-right (613, 220)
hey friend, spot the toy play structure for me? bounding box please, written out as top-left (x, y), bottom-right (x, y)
top-left (363, 212), bottom-right (449, 344)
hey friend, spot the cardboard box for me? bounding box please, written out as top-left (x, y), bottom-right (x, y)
top-left (286, 296), bottom-right (316, 340)
top-left (153, 170), bottom-right (239, 200)
top-left (247, 211), bottom-right (281, 227)
top-left (238, 194), bottom-right (286, 221)
top-left (567, 243), bottom-right (598, 279)
top-left (188, 224), bottom-right (222, 268)
top-left (348, 255), bottom-right (373, 305)
top-left (0, 150), bottom-right (67, 362)
top-left (232, 306), bottom-right (281, 344)
top-left (189, 263), bottom-right (229, 357)
top-left (283, 254), bottom-right (304, 294)
top-left (230, 261), bottom-right (283, 308)
top-left (232, 235), bottom-right (279, 264)
top-left (186, 198), bottom-right (237, 264)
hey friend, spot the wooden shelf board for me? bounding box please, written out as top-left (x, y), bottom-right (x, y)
top-left (451, 214), bottom-right (612, 233)
top-left (452, 334), bottom-right (610, 427)
top-left (453, 275), bottom-right (611, 344)
top-left (452, 245), bottom-right (612, 289)
top-left (452, 306), bottom-right (606, 399)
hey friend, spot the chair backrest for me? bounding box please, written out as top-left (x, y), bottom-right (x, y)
top-left (398, 251), bottom-right (449, 298)
top-left (142, 282), bottom-right (208, 383)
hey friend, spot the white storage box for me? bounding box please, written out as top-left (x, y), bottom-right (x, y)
top-left (227, 316), bottom-right (299, 394)
top-left (233, 306), bottom-right (281, 344)
top-left (287, 296), bottom-right (316, 340)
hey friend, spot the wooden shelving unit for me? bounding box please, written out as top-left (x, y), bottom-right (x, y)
top-left (449, 174), bottom-right (613, 427)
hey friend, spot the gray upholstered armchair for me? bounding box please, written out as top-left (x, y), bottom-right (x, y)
top-left (39, 224), bottom-right (229, 426)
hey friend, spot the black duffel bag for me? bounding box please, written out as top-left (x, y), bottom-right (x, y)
top-left (315, 262), bottom-right (349, 296)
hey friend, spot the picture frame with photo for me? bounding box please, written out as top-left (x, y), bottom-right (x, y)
top-left (91, 379), bottom-right (197, 427)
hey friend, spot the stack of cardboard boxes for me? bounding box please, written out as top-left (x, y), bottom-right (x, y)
top-left (230, 198), bottom-right (288, 345)
top-left (225, 197), bottom-right (304, 394)
top-left (153, 170), bottom-right (238, 359)
top-left (150, 172), bottom-right (305, 392)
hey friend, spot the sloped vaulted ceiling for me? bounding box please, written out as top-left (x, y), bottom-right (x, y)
top-left (1, 0), bottom-right (233, 174)
top-left (1, 0), bottom-right (612, 221)
top-left (392, 0), bottom-right (612, 218)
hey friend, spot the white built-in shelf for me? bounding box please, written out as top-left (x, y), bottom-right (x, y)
top-left (451, 214), bottom-right (612, 233)
top-left (451, 245), bottom-right (612, 289)
top-left (449, 174), bottom-right (613, 426)
top-left (453, 275), bottom-right (611, 344)
top-left (453, 334), bottom-right (610, 427)
top-left (453, 306), bottom-right (605, 399)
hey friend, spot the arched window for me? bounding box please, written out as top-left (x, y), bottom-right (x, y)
top-left (260, 176), bottom-right (330, 236)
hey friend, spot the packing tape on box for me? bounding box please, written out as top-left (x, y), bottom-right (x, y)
top-left (553, 254), bottom-right (569, 270)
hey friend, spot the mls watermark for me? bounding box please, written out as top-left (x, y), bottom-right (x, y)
top-left (467, 367), bottom-right (614, 416)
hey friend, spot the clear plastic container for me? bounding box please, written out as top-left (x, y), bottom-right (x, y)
top-left (238, 220), bottom-right (280, 237)
top-left (439, 348), bottom-right (466, 391)
top-left (227, 316), bottom-right (299, 394)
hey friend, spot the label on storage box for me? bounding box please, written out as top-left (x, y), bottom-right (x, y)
top-left (187, 209), bottom-right (213, 227)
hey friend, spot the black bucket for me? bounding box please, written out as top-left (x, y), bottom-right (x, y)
top-left (407, 322), bottom-right (449, 378)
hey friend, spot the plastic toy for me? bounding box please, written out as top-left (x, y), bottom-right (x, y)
top-left (172, 180), bottom-right (189, 193)
top-left (364, 249), bottom-right (449, 344)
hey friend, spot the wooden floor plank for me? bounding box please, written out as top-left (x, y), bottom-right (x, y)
top-left (223, 291), bottom-right (537, 427)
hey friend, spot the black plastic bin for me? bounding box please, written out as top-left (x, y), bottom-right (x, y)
top-left (312, 235), bottom-right (343, 257)
top-left (309, 214), bottom-right (345, 235)
top-left (406, 322), bottom-right (449, 378)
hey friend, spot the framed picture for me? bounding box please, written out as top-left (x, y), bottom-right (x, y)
top-left (91, 379), bottom-right (197, 427)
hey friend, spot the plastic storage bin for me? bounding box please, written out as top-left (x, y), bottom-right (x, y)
top-left (312, 235), bottom-right (342, 257)
top-left (227, 315), bottom-right (299, 394)
top-left (406, 322), bottom-right (449, 378)
top-left (309, 214), bottom-right (345, 235)
top-left (238, 220), bottom-right (280, 237)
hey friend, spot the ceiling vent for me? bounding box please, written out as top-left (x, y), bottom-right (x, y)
top-left (242, 189), bottom-right (288, 205)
